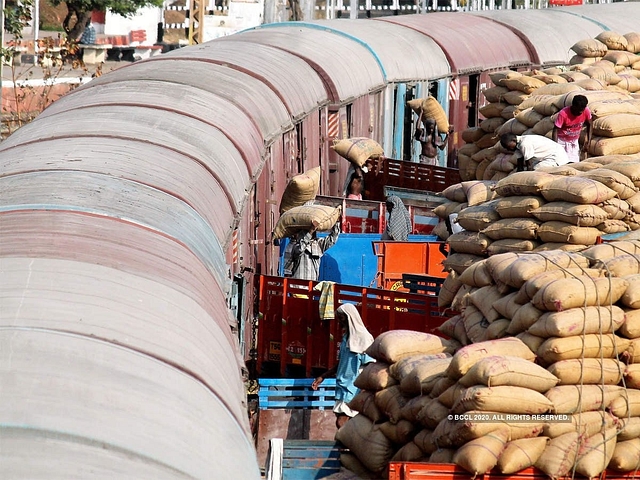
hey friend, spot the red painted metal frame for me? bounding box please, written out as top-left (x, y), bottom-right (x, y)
top-left (388, 463), bottom-right (639, 480)
top-left (257, 275), bottom-right (451, 377)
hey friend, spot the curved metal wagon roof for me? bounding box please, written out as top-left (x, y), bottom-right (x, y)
top-left (559, 3), bottom-right (640, 35)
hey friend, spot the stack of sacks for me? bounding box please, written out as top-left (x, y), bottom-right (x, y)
top-left (335, 330), bottom-right (458, 477)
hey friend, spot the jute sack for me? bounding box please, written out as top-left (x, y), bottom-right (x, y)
top-left (531, 276), bottom-right (629, 311)
top-left (495, 196), bottom-right (546, 218)
top-left (600, 196), bottom-right (635, 218)
top-left (571, 39), bottom-right (608, 57)
top-left (461, 127), bottom-right (486, 143)
top-left (589, 99), bottom-right (640, 118)
top-left (530, 202), bottom-right (609, 227)
top-left (391, 441), bottom-right (426, 462)
top-left (570, 161), bottom-right (605, 172)
top-left (581, 240), bottom-right (640, 263)
top-left (537, 221), bottom-right (602, 245)
top-left (453, 429), bottom-right (510, 474)
top-left (541, 176), bottom-right (618, 204)
top-left (493, 292), bottom-right (523, 320)
top-left (561, 71), bottom-right (591, 82)
top-left (469, 285), bottom-right (504, 322)
top-left (517, 268), bottom-right (605, 303)
top-left (531, 243), bottom-right (587, 253)
top-left (430, 376), bottom-right (457, 399)
top-left (598, 219), bottom-right (632, 234)
top-left (498, 437), bottom-right (549, 474)
top-left (442, 253), bottom-right (484, 275)
top-left (527, 305), bottom-right (626, 338)
top-left (482, 218), bottom-right (541, 240)
top-left (506, 302), bottom-right (544, 335)
top-left (593, 114), bottom-right (640, 138)
top-left (532, 116), bottom-right (556, 136)
top-left (456, 202), bottom-right (501, 231)
top-left (487, 319), bottom-right (510, 340)
top-left (448, 231), bottom-right (492, 255)
top-left (458, 355), bottom-right (558, 392)
top-left (429, 449), bottom-right (456, 463)
top-left (413, 429), bottom-right (438, 455)
top-left (596, 31), bottom-right (629, 51)
top-left (531, 83), bottom-right (584, 96)
top-left (621, 274), bottom-right (640, 308)
top-left (416, 398), bottom-right (450, 429)
top-left (407, 97), bottom-right (449, 133)
top-left (504, 76), bottom-right (547, 94)
top-left (480, 103), bottom-right (508, 119)
top-left (434, 201), bottom-right (465, 219)
top-left (451, 284), bottom-right (475, 313)
top-left (451, 386), bottom-right (552, 415)
top-left (488, 239), bottom-right (540, 255)
top-left (339, 453), bottom-right (379, 479)
top-left (462, 180), bottom-right (498, 206)
top-left (438, 382), bottom-right (468, 409)
top-left (517, 331), bottom-right (545, 354)
top-left (354, 362), bottom-right (397, 391)
top-left (589, 135), bottom-right (640, 156)
top-left (501, 105), bottom-right (518, 120)
top-left (331, 137), bottom-right (383, 167)
top-left (625, 32), bottom-right (640, 53)
top-left (543, 411), bottom-right (618, 438)
top-left (608, 438), bottom-right (640, 472)
top-left (348, 390), bottom-right (384, 423)
top-left (279, 167), bottom-right (321, 213)
top-left (335, 413), bottom-right (394, 473)
top-left (442, 183), bottom-right (467, 202)
top-left (462, 306), bottom-right (490, 344)
top-left (547, 358), bottom-right (625, 385)
top-left (515, 108), bottom-right (544, 127)
top-left (273, 204), bottom-right (341, 239)
top-left (624, 337), bottom-right (640, 363)
top-left (399, 358), bottom-right (453, 396)
top-left (476, 133), bottom-right (500, 149)
top-left (484, 251), bottom-right (523, 280)
top-left (609, 389), bottom-right (640, 417)
top-left (483, 86), bottom-right (510, 103)
top-left (595, 254), bottom-right (640, 277)
top-left (433, 221), bottom-right (451, 241)
top-left (446, 338), bottom-right (536, 379)
top-left (618, 416), bottom-right (640, 441)
top-left (620, 308), bottom-right (640, 339)
top-left (606, 161), bottom-right (640, 187)
top-left (496, 118), bottom-right (528, 136)
top-left (438, 271), bottom-right (463, 308)
top-left (400, 395), bottom-right (433, 424)
top-left (379, 420), bottom-right (419, 446)
top-left (495, 251), bottom-right (590, 289)
top-left (530, 95), bottom-right (561, 116)
top-left (437, 314), bottom-right (463, 341)
top-left (629, 192), bottom-right (640, 213)
top-left (576, 78), bottom-right (608, 91)
top-left (481, 117), bottom-right (506, 134)
top-left (495, 171), bottom-right (556, 197)
top-left (537, 335), bottom-right (630, 364)
top-left (458, 260), bottom-right (493, 288)
top-left (582, 66), bottom-right (622, 85)
top-left (366, 331), bottom-right (454, 363)
top-left (502, 90), bottom-right (530, 106)
top-left (588, 154), bottom-right (636, 165)
top-left (575, 428), bottom-right (618, 478)
top-left (433, 415), bottom-right (541, 448)
top-left (374, 386), bottom-right (409, 425)
top-left (604, 50), bottom-right (640, 67)
top-left (533, 75), bottom-right (568, 85)
top-left (535, 432), bottom-right (581, 479)
top-left (544, 385), bottom-right (624, 414)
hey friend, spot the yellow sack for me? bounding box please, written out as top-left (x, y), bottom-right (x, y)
top-left (272, 204), bottom-right (341, 239)
top-left (279, 167), bottom-right (320, 213)
top-left (407, 96), bottom-right (449, 133)
top-left (331, 137), bottom-right (383, 167)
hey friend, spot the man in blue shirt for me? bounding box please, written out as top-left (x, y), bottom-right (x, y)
top-left (312, 303), bottom-right (375, 429)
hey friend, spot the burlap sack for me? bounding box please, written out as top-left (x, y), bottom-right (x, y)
top-left (484, 252), bottom-right (523, 280)
top-left (582, 66), bottom-right (622, 85)
top-left (442, 183), bottom-right (467, 202)
top-left (456, 202), bottom-right (501, 231)
top-left (399, 358), bottom-right (453, 396)
top-left (391, 441), bottom-right (426, 462)
top-left (547, 358), bottom-right (625, 385)
top-left (543, 411), bottom-right (618, 438)
top-left (331, 137), bottom-right (383, 167)
top-left (498, 437), bottom-right (549, 474)
top-left (516, 331), bottom-right (545, 355)
top-left (413, 429), bottom-right (438, 455)
top-left (462, 180), bottom-right (498, 207)
top-left (589, 99), bottom-right (640, 118)
top-left (561, 71), bottom-right (591, 82)
top-left (480, 103), bottom-right (508, 119)
top-left (434, 201), bottom-right (465, 219)
top-left (416, 399), bottom-right (450, 429)
top-left (497, 118), bottom-right (529, 136)
top-left (609, 389), bottom-right (640, 417)
top-left (504, 77), bottom-right (547, 94)
top-left (429, 448), bottom-right (456, 463)
top-left (629, 192), bottom-right (640, 213)
top-left (621, 274), bottom-right (640, 308)
top-left (374, 386), bottom-right (409, 425)
top-left (483, 87), bottom-right (510, 103)
top-left (532, 116), bottom-right (556, 136)
top-left (462, 306), bottom-right (490, 344)
top-left (537, 335), bottom-right (630, 364)
top-left (494, 251), bottom-right (590, 289)
top-left (501, 105), bottom-right (518, 120)
top-left (535, 432), bottom-right (581, 478)
top-left (531, 243), bottom-right (587, 253)
top-left (458, 260), bottom-right (493, 288)
top-left (379, 420), bottom-right (419, 446)
top-left (451, 284), bottom-right (475, 313)
top-left (430, 376), bottom-right (457, 399)
top-left (620, 308), bottom-right (640, 339)
top-left (458, 355), bottom-right (558, 392)
top-left (453, 429), bottom-right (510, 474)
top-left (596, 31), bottom-right (628, 51)
top-left (335, 413), bottom-right (394, 473)
top-left (533, 75), bottom-right (568, 85)
top-left (437, 382), bottom-right (468, 409)
top-left (354, 362), bottom-right (397, 391)
top-left (400, 395), bottom-right (433, 424)
top-left (279, 167), bottom-right (321, 213)
top-left (606, 161), bottom-right (640, 187)
top-left (442, 253), bottom-right (484, 275)
top-left (530, 202), bottom-right (609, 227)
top-left (532, 276), bottom-right (629, 311)
top-left (495, 196), bottom-right (546, 218)
top-left (545, 385), bottom-right (624, 414)
top-left (514, 108), bottom-right (544, 128)
top-left (527, 305), bottom-right (626, 338)
top-left (495, 172), bottom-right (556, 197)
top-left (461, 127), bottom-right (486, 143)
top-left (493, 292), bottom-right (522, 320)
top-left (273, 204), bottom-right (341, 239)
top-left (448, 231), bottom-right (493, 256)
top-left (517, 268), bottom-right (604, 304)
top-left (502, 90), bottom-right (530, 106)
top-left (575, 428), bottom-right (618, 478)
top-left (581, 240), bottom-right (640, 262)
top-left (595, 254), bottom-right (640, 277)
top-left (407, 96), bottom-right (449, 133)
top-left (476, 133), bottom-right (500, 149)
top-left (588, 154), bottom-right (637, 165)
top-left (598, 219), bottom-right (632, 234)
top-left (348, 390), bottom-right (384, 423)
top-left (537, 221), bottom-right (602, 245)
top-left (541, 176), bottom-right (618, 204)
top-left (446, 338), bottom-right (535, 379)
top-left (625, 32), bottom-right (640, 54)
top-left (431, 417), bottom-right (500, 448)
top-left (593, 114), bottom-right (640, 138)
top-left (438, 271), bottom-right (463, 308)
top-left (486, 319), bottom-right (510, 340)
top-left (488, 239), bottom-right (539, 255)
top-left (589, 135), bottom-right (640, 156)
top-left (433, 220), bottom-right (451, 241)
top-left (625, 337), bottom-right (640, 363)
top-left (618, 416), bottom-right (640, 441)
top-left (571, 39), bottom-right (608, 57)
top-left (532, 83), bottom-right (584, 96)
top-left (468, 285), bottom-right (504, 322)
top-left (608, 438), bottom-right (640, 472)
top-left (482, 218), bottom-right (541, 240)
top-left (366, 331), bottom-right (453, 363)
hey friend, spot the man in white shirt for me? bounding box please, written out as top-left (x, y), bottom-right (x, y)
top-left (500, 133), bottom-right (571, 172)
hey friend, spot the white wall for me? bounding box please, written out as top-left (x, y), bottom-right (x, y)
top-left (104, 7), bottom-right (163, 43)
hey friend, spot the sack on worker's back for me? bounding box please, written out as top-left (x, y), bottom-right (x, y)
top-left (407, 96), bottom-right (450, 133)
top-left (279, 167), bottom-right (320, 213)
top-left (332, 137), bottom-right (383, 168)
top-left (272, 204), bottom-right (341, 239)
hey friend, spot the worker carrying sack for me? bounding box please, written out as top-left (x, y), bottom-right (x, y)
top-left (407, 96), bottom-right (450, 133)
top-left (331, 137), bottom-right (383, 168)
top-left (279, 167), bottom-right (321, 214)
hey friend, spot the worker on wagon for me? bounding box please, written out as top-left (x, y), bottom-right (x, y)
top-left (552, 94), bottom-right (592, 163)
top-left (415, 109), bottom-right (454, 166)
top-left (282, 218), bottom-right (341, 281)
top-left (344, 165), bottom-right (365, 200)
top-left (311, 303), bottom-right (375, 429)
top-left (382, 195), bottom-right (412, 242)
top-left (500, 133), bottom-right (571, 172)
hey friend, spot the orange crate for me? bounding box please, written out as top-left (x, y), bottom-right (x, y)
top-left (372, 241), bottom-right (447, 290)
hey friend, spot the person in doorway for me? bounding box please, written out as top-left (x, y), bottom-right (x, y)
top-left (382, 195), bottom-right (412, 241)
top-left (500, 133), bottom-right (571, 171)
top-left (311, 303), bottom-right (375, 429)
top-left (552, 94), bottom-right (592, 163)
top-left (282, 218), bottom-right (341, 281)
top-left (415, 109), bottom-right (454, 165)
top-left (343, 165), bottom-right (365, 200)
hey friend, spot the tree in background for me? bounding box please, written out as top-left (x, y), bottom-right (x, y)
top-left (49, 0), bottom-right (164, 40)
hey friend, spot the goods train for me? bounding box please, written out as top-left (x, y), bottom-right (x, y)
top-left (1, 3), bottom-right (639, 477)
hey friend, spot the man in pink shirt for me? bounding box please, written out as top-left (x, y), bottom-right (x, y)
top-left (552, 94), bottom-right (592, 163)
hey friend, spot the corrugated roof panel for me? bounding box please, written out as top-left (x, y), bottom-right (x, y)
top-left (472, 9), bottom-right (604, 66)
top-left (377, 13), bottom-right (532, 74)
top-left (0, 107), bottom-right (252, 213)
top-left (306, 19), bottom-right (451, 82)
top-left (0, 138), bottom-right (235, 239)
top-left (159, 40), bottom-right (328, 120)
top-left (559, 3), bottom-right (640, 35)
top-left (80, 59), bottom-right (291, 146)
top-left (231, 25), bottom-right (386, 103)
